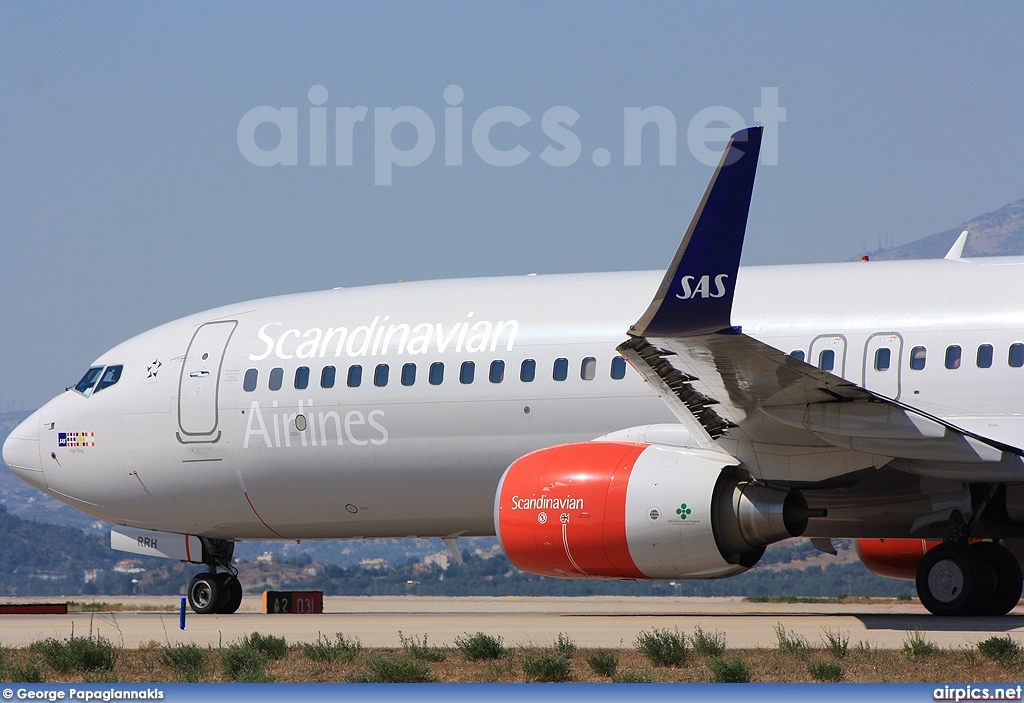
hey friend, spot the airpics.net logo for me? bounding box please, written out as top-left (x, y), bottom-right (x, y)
top-left (237, 86), bottom-right (786, 185)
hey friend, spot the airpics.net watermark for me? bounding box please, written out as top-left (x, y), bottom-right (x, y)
top-left (237, 86), bottom-right (786, 186)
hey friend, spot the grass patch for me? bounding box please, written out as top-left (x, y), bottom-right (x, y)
top-left (484, 659), bottom-right (512, 683)
top-left (4, 659), bottom-right (44, 683)
top-left (301, 632), bottom-right (361, 664)
top-left (746, 595), bottom-right (848, 604)
top-left (903, 630), bottom-right (942, 662)
top-left (347, 654), bottom-right (433, 683)
top-left (83, 670), bottom-right (119, 683)
top-left (522, 651), bottom-right (572, 682)
top-left (692, 626), bottom-right (727, 657)
top-left (707, 656), bottom-right (751, 682)
top-left (774, 624), bottom-right (810, 658)
top-left (160, 642), bottom-right (209, 683)
top-left (66, 602), bottom-right (176, 613)
top-left (553, 632), bottom-right (576, 657)
top-left (30, 635), bottom-right (116, 673)
top-left (978, 636), bottom-right (1022, 666)
top-left (219, 645), bottom-right (271, 682)
top-left (241, 631), bottom-right (288, 660)
top-left (612, 668), bottom-right (656, 683)
top-left (959, 646), bottom-right (980, 667)
top-left (217, 631), bottom-right (287, 682)
top-left (455, 632), bottom-right (504, 661)
top-left (586, 649), bottom-right (618, 678)
top-left (808, 660), bottom-right (843, 681)
top-left (635, 628), bottom-right (689, 667)
top-left (399, 632), bottom-right (446, 662)
top-left (5, 640), bottom-right (1024, 682)
top-left (821, 627), bottom-right (850, 659)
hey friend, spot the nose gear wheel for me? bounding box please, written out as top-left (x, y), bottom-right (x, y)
top-left (187, 570), bottom-right (243, 614)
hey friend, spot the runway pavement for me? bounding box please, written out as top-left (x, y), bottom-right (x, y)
top-left (0, 596), bottom-right (1021, 649)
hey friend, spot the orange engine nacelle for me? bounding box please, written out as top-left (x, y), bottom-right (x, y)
top-left (495, 441), bottom-right (813, 581)
top-left (856, 539), bottom-right (942, 580)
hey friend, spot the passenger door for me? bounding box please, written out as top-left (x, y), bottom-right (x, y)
top-left (177, 320), bottom-right (237, 443)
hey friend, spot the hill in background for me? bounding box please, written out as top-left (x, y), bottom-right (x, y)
top-left (860, 198), bottom-right (1024, 260)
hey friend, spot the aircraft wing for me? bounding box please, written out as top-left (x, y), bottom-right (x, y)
top-left (620, 127), bottom-right (1021, 479)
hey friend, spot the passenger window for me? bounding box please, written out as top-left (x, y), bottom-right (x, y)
top-left (429, 362), bottom-right (444, 385)
top-left (874, 348), bottom-right (890, 372)
top-left (610, 357), bottom-right (627, 380)
top-left (1010, 343), bottom-right (1024, 368)
top-left (460, 361), bottom-right (475, 384)
top-left (977, 344), bottom-right (993, 369)
top-left (374, 364), bottom-right (389, 387)
top-left (321, 366), bottom-right (336, 389)
top-left (581, 357), bottom-right (597, 380)
top-left (74, 366), bottom-right (104, 396)
top-left (910, 346), bottom-right (927, 371)
top-left (945, 345), bottom-right (962, 370)
top-left (347, 365), bottom-right (362, 388)
top-left (553, 357), bottom-right (569, 381)
top-left (94, 365), bottom-right (123, 393)
top-left (789, 350), bottom-right (805, 362)
top-left (269, 367), bottom-right (284, 391)
top-left (295, 366), bottom-right (310, 389)
top-left (489, 360), bottom-right (505, 383)
top-left (401, 363), bottom-right (416, 386)
top-left (817, 349), bottom-right (835, 372)
top-left (243, 368), bottom-right (259, 392)
top-left (520, 359), bottom-right (536, 382)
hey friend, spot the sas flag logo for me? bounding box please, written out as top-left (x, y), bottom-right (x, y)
top-left (58, 432), bottom-right (95, 448)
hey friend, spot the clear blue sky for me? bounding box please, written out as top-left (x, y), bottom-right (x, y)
top-left (2, 1), bottom-right (1023, 411)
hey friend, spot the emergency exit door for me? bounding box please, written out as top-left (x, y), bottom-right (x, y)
top-left (862, 332), bottom-right (903, 400)
top-left (809, 335), bottom-right (848, 379)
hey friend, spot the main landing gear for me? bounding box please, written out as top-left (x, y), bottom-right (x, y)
top-left (916, 541), bottom-right (1023, 616)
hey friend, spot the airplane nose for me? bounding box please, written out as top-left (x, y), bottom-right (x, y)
top-left (2, 408), bottom-right (46, 491)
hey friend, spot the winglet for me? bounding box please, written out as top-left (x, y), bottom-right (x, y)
top-left (631, 126), bottom-right (763, 337)
top-left (944, 230), bottom-right (969, 260)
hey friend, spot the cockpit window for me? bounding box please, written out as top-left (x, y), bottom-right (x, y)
top-left (74, 364), bottom-right (123, 397)
top-left (74, 367), bottom-right (104, 396)
top-left (95, 365), bottom-right (123, 393)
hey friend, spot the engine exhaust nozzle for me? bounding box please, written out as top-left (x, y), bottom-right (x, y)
top-left (714, 477), bottom-right (824, 558)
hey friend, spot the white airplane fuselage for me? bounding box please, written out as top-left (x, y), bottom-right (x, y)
top-left (6, 256), bottom-right (1024, 543)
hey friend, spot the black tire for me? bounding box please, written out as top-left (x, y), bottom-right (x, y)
top-left (974, 542), bottom-right (1023, 616)
top-left (187, 573), bottom-right (221, 615)
top-left (916, 542), bottom-right (994, 616)
top-left (214, 573), bottom-right (232, 612)
top-left (217, 573), bottom-right (243, 615)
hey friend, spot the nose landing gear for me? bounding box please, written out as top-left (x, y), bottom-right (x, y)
top-left (187, 569), bottom-right (243, 614)
top-left (186, 538), bottom-right (243, 614)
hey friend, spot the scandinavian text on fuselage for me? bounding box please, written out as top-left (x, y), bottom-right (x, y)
top-left (249, 314), bottom-right (519, 362)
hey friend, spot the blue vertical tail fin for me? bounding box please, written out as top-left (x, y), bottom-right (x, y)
top-left (631, 126), bottom-right (763, 337)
